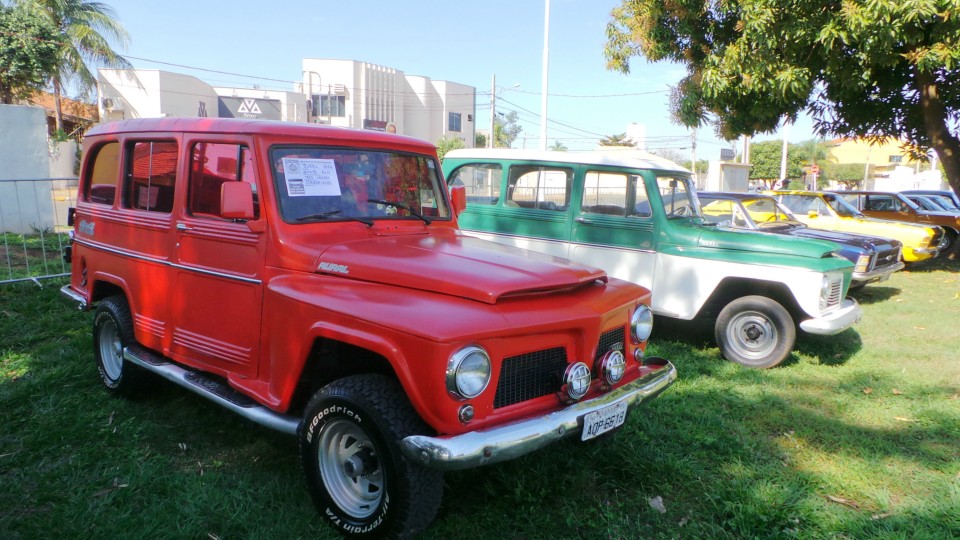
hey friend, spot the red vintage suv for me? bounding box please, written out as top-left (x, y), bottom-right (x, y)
top-left (61, 118), bottom-right (676, 538)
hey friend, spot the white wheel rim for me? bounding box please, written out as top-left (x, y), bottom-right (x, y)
top-left (98, 318), bottom-right (123, 381)
top-left (317, 417), bottom-right (384, 519)
top-left (724, 310), bottom-right (778, 362)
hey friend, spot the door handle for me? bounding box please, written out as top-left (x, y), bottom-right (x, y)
top-left (176, 223), bottom-right (192, 231)
top-left (575, 217), bottom-right (593, 224)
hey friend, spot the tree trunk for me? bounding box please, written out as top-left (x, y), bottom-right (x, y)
top-left (52, 78), bottom-right (64, 133)
top-left (915, 69), bottom-right (960, 259)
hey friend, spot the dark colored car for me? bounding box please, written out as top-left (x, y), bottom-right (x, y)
top-left (699, 192), bottom-right (904, 289)
top-left (900, 189), bottom-right (960, 213)
top-left (837, 190), bottom-right (960, 250)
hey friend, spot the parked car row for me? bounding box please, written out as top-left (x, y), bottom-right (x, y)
top-left (766, 190), bottom-right (951, 262)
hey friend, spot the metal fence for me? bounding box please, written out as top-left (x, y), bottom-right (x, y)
top-left (0, 177), bottom-right (77, 286)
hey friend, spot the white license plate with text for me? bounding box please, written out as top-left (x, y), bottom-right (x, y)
top-left (581, 400), bottom-right (628, 441)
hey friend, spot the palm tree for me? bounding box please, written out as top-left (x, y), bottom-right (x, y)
top-left (17, 0), bottom-right (131, 132)
top-left (598, 133), bottom-right (634, 147)
top-left (549, 140), bottom-right (568, 151)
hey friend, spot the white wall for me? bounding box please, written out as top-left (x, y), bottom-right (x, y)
top-left (0, 106), bottom-right (59, 233)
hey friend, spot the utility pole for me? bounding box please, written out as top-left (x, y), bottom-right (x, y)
top-left (690, 129), bottom-right (697, 180)
top-left (539, 0), bottom-right (550, 151)
top-left (780, 123), bottom-right (789, 186)
top-left (489, 74), bottom-right (495, 149)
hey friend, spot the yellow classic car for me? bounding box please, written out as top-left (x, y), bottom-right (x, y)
top-left (766, 190), bottom-right (946, 263)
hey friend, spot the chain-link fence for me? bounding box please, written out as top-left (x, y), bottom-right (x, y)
top-left (0, 177), bottom-right (77, 285)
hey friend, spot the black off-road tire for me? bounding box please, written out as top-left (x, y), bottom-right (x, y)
top-left (299, 374), bottom-right (444, 539)
top-left (93, 295), bottom-right (150, 395)
top-left (715, 295), bottom-right (796, 369)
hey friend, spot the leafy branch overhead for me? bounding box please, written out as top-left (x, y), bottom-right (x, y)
top-left (604, 0), bottom-right (960, 194)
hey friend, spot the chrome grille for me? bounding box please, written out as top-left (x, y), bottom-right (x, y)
top-left (875, 247), bottom-right (901, 269)
top-left (493, 347), bottom-right (567, 408)
top-left (827, 277), bottom-right (842, 308)
top-left (595, 327), bottom-right (626, 363)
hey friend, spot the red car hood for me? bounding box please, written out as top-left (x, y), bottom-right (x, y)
top-left (315, 233), bottom-right (607, 304)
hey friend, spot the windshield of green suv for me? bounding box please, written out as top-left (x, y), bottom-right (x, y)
top-left (270, 147), bottom-right (448, 224)
top-left (655, 176), bottom-right (701, 219)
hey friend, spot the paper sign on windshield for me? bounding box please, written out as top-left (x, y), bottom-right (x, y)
top-left (282, 158), bottom-right (342, 197)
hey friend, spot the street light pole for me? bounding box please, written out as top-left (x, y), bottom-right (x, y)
top-left (539, 0), bottom-right (551, 151)
top-left (489, 74), bottom-right (496, 149)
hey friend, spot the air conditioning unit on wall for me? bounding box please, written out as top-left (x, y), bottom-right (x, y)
top-left (101, 97), bottom-right (123, 112)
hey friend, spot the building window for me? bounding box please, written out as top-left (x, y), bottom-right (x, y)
top-left (448, 112), bottom-right (462, 132)
top-left (313, 94), bottom-right (346, 117)
top-left (889, 155), bottom-right (903, 163)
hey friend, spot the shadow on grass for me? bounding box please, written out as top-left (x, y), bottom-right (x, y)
top-left (650, 314), bottom-right (863, 369)
top-left (432, 344), bottom-right (959, 539)
top-left (900, 256), bottom-right (960, 274)
top-left (849, 285), bottom-right (900, 305)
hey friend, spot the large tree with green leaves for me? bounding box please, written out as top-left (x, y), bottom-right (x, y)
top-left (0, 4), bottom-right (63, 104)
top-left (604, 0), bottom-right (960, 198)
top-left (747, 140), bottom-right (804, 186)
top-left (16, 0), bottom-right (130, 131)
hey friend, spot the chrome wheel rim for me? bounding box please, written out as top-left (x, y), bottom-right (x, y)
top-left (317, 418), bottom-right (384, 519)
top-left (725, 310), bottom-right (777, 362)
top-left (97, 318), bottom-right (123, 381)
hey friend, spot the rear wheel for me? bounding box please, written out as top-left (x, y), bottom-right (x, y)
top-left (715, 296), bottom-right (795, 369)
top-left (299, 374), bottom-right (443, 539)
top-left (93, 295), bottom-right (148, 394)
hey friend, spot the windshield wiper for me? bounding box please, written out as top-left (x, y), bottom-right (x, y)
top-left (368, 199), bottom-right (432, 224)
top-left (296, 210), bottom-right (373, 227)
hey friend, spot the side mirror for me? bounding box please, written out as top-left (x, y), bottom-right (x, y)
top-left (221, 182), bottom-right (255, 220)
top-left (807, 210), bottom-right (819, 218)
top-left (449, 185), bottom-right (466, 214)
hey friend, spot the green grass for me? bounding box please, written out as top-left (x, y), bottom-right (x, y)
top-left (1, 259), bottom-right (958, 539)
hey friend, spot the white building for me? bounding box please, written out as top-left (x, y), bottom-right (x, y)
top-left (300, 59), bottom-right (475, 147)
top-left (96, 59), bottom-right (476, 147)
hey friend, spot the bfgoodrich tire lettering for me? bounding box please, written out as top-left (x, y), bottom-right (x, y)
top-left (92, 295), bottom-right (148, 394)
top-left (299, 374), bottom-right (443, 539)
top-left (715, 295), bottom-right (796, 369)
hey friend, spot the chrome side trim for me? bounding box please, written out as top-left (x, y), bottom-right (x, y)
top-left (74, 237), bottom-right (262, 285)
top-left (123, 346), bottom-right (299, 435)
top-left (400, 360), bottom-right (677, 471)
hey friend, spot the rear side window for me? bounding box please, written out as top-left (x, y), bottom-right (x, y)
top-left (124, 141), bottom-right (178, 213)
top-left (507, 166), bottom-right (570, 211)
top-left (447, 163), bottom-right (502, 206)
top-left (84, 142), bottom-right (120, 205)
top-left (582, 171), bottom-right (650, 217)
top-left (188, 142), bottom-right (259, 219)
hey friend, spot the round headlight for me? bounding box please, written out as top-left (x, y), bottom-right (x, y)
top-left (446, 345), bottom-right (491, 400)
top-left (596, 349), bottom-right (626, 385)
top-left (631, 304), bottom-right (654, 342)
top-left (819, 275), bottom-right (832, 311)
top-left (563, 362), bottom-right (591, 401)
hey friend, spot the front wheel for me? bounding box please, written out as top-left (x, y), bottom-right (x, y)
top-left (715, 296), bottom-right (796, 369)
top-left (299, 374), bottom-right (443, 539)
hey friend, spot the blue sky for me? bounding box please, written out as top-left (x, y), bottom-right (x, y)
top-left (102, 0), bottom-right (815, 157)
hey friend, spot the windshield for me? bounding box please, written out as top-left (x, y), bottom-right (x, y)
top-left (822, 193), bottom-right (864, 217)
top-left (271, 147), bottom-right (449, 224)
top-left (655, 176), bottom-right (701, 219)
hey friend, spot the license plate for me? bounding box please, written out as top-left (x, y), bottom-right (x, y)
top-left (581, 400), bottom-right (628, 441)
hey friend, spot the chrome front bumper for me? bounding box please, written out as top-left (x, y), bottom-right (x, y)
top-left (799, 297), bottom-right (861, 335)
top-left (400, 360), bottom-right (677, 471)
top-left (852, 261), bottom-right (905, 284)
